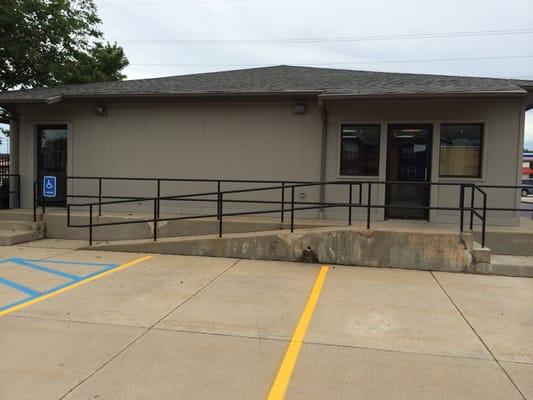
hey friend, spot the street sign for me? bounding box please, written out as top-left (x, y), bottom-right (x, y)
top-left (43, 176), bottom-right (57, 198)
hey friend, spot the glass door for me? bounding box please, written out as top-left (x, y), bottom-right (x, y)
top-left (37, 125), bottom-right (67, 206)
top-left (385, 124), bottom-right (432, 219)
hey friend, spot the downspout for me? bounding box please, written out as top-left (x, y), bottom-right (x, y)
top-left (9, 111), bottom-right (19, 177)
top-left (516, 99), bottom-right (527, 223)
top-left (318, 99), bottom-right (328, 219)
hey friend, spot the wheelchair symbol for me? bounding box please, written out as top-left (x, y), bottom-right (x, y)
top-left (43, 176), bottom-right (57, 198)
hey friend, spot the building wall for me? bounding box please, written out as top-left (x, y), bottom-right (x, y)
top-left (324, 97), bottom-right (525, 225)
top-left (12, 95), bottom-right (525, 225)
top-left (14, 99), bottom-right (323, 217)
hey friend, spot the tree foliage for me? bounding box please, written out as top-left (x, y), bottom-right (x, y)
top-left (0, 0), bottom-right (129, 91)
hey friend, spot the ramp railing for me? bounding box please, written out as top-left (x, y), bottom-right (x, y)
top-left (31, 175), bottom-right (533, 248)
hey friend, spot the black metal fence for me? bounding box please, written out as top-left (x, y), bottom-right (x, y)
top-left (31, 176), bottom-right (533, 248)
top-left (0, 174), bottom-right (20, 209)
top-left (0, 154), bottom-right (10, 175)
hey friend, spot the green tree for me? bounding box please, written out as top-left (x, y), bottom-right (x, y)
top-left (0, 0), bottom-right (129, 91)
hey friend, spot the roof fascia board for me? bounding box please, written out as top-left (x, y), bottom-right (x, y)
top-left (317, 91), bottom-right (528, 101)
top-left (62, 91), bottom-right (323, 100)
top-left (0, 91), bottom-right (323, 105)
top-left (46, 95), bottom-right (63, 104)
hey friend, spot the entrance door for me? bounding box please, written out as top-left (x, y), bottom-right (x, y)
top-left (385, 124), bottom-right (432, 219)
top-left (37, 125), bottom-right (67, 206)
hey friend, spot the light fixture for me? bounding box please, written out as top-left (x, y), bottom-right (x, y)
top-left (293, 104), bottom-right (307, 114)
top-left (95, 104), bottom-right (107, 116)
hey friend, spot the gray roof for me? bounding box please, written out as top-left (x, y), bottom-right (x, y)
top-left (1, 65), bottom-right (532, 103)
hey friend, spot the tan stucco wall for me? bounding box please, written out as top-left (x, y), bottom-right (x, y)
top-left (14, 99), bottom-right (323, 216)
top-left (12, 96), bottom-right (525, 225)
top-left (324, 97), bottom-right (525, 225)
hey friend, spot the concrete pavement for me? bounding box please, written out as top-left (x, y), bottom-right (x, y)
top-left (0, 244), bottom-right (531, 399)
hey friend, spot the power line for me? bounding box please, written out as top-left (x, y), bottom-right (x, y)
top-left (113, 28), bottom-right (533, 45)
top-left (127, 54), bottom-right (533, 67)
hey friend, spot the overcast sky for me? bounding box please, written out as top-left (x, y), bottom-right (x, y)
top-left (2, 0), bottom-right (532, 151)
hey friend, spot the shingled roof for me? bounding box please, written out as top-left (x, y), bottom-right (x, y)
top-left (1, 65), bottom-right (532, 103)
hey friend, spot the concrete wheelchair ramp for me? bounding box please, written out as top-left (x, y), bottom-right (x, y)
top-left (85, 226), bottom-right (479, 274)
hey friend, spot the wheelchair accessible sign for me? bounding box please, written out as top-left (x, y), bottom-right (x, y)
top-left (43, 176), bottom-right (57, 198)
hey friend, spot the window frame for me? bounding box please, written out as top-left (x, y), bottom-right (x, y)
top-left (438, 122), bottom-right (484, 179)
top-left (338, 123), bottom-right (382, 178)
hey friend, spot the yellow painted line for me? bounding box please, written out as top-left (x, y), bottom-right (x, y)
top-left (267, 265), bottom-right (329, 400)
top-left (0, 255), bottom-right (153, 318)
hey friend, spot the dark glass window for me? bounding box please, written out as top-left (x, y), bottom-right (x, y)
top-left (339, 124), bottom-right (380, 176)
top-left (439, 124), bottom-right (483, 177)
top-left (38, 126), bottom-right (67, 171)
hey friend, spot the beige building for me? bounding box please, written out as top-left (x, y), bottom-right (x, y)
top-left (1, 66), bottom-right (532, 226)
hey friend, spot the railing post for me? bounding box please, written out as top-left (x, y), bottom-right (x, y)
top-left (290, 186), bottom-right (295, 233)
top-left (153, 198), bottom-right (158, 241)
top-left (98, 178), bottom-right (102, 217)
top-left (348, 183), bottom-right (353, 226)
top-left (67, 204), bottom-right (71, 227)
top-left (89, 204), bottom-right (93, 246)
top-left (280, 181), bottom-right (285, 223)
top-left (156, 179), bottom-right (161, 218)
top-left (366, 182), bottom-right (372, 229)
top-left (216, 180), bottom-right (221, 220)
top-left (469, 185), bottom-right (474, 230)
top-left (17, 175), bottom-right (21, 208)
top-left (218, 192), bottom-right (223, 237)
top-left (459, 184), bottom-right (465, 232)
top-left (33, 180), bottom-right (37, 222)
top-left (482, 192), bottom-right (487, 248)
top-left (41, 177), bottom-right (46, 215)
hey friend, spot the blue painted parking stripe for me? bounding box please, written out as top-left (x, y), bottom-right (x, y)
top-left (0, 267), bottom-right (113, 312)
top-left (0, 276), bottom-right (41, 297)
top-left (0, 295), bottom-right (35, 312)
top-left (10, 258), bottom-right (81, 280)
top-left (0, 257), bottom-right (130, 311)
top-left (23, 259), bottom-right (118, 268)
top-left (0, 255), bottom-right (152, 317)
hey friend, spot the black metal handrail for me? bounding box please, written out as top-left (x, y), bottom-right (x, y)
top-left (58, 178), bottom-right (491, 247)
top-left (31, 175), bottom-right (533, 248)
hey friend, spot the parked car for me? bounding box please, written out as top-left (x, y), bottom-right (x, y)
top-left (522, 179), bottom-right (533, 197)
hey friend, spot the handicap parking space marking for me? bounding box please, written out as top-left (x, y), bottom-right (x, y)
top-left (22, 258), bottom-right (119, 268)
top-left (0, 255), bottom-right (152, 316)
top-left (8, 258), bottom-right (85, 281)
top-left (0, 276), bottom-right (41, 297)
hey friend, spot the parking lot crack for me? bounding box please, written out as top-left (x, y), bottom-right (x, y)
top-left (430, 271), bottom-right (527, 400)
top-left (57, 258), bottom-right (241, 400)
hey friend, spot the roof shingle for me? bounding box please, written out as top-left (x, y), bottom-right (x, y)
top-left (1, 65), bottom-right (532, 103)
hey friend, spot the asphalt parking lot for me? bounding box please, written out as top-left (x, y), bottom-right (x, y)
top-left (0, 243), bottom-right (532, 400)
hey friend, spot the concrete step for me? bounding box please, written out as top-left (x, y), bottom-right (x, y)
top-left (0, 209), bottom-right (36, 222)
top-left (0, 220), bottom-right (44, 232)
top-left (0, 220), bottom-right (45, 245)
top-left (0, 230), bottom-right (44, 245)
top-left (489, 255), bottom-right (533, 278)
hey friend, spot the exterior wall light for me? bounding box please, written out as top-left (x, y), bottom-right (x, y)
top-left (95, 104), bottom-right (107, 116)
top-left (293, 104), bottom-right (307, 114)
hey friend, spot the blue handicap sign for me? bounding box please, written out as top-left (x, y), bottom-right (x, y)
top-left (43, 176), bottom-right (57, 198)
